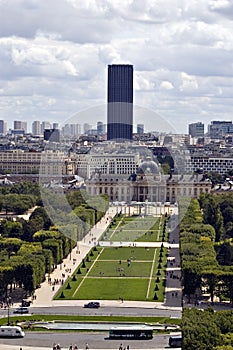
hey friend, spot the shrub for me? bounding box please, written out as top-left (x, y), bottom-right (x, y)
top-left (59, 291), bottom-right (65, 298)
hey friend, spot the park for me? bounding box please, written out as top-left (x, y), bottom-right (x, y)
top-left (55, 213), bottom-right (169, 302)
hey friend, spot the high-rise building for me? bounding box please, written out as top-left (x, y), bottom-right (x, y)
top-left (0, 120), bottom-right (7, 135)
top-left (208, 121), bottom-right (233, 139)
top-left (32, 121), bottom-right (41, 136)
top-left (97, 121), bottom-right (104, 135)
top-left (70, 124), bottom-right (81, 137)
top-left (14, 120), bottom-right (27, 133)
top-left (188, 122), bottom-right (204, 138)
top-left (83, 123), bottom-right (92, 134)
top-left (137, 124), bottom-right (144, 135)
top-left (41, 121), bottom-right (52, 132)
top-left (107, 64), bottom-right (133, 141)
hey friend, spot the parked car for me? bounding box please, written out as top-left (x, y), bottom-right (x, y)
top-left (13, 307), bottom-right (29, 314)
top-left (84, 302), bottom-right (100, 308)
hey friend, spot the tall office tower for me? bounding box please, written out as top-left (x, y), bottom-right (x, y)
top-left (70, 123), bottom-right (81, 137)
top-left (0, 120), bottom-right (7, 135)
top-left (107, 64), bottom-right (133, 141)
top-left (62, 124), bottom-right (71, 137)
top-left (137, 124), bottom-right (144, 134)
top-left (32, 121), bottom-right (41, 135)
top-left (188, 122), bottom-right (204, 138)
top-left (41, 121), bottom-right (52, 132)
top-left (97, 121), bottom-right (104, 134)
top-left (83, 123), bottom-right (92, 134)
top-left (14, 120), bottom-right (27, 132)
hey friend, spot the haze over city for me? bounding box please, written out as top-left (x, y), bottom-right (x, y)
top-left (1, 0), bottom-right (233, 133)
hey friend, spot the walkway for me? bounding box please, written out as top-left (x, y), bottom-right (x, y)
top-left (31, 207), bottom-right (118, 307)
top-left (18, 206), bottom-right (182, 311)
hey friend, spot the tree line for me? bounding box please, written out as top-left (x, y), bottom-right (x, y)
top-left (0, 182), bottom-right (109, 299)
top-left (180, 193), bottom-right (233, 349)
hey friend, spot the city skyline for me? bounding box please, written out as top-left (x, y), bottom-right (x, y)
top-left (1, 117), bottom-right (233, 136)
top-left (1, 1), bottom-right (233, 133)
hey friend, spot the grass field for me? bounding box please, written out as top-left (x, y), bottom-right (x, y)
top-left (100, 214), bottom-right (166, 242)
top-left (55, 245), bottom-right (167, 302)
top-left (54, 212), bottom-right (169, 302)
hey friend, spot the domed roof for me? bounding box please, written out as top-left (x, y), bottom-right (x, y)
top-left (138, 157), bottom-right (160, 174)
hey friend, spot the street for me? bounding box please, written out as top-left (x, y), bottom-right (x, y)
top-left (0, 331), bottom-right (178, 349)
top-left (0, 305), bottom-right (181, 318)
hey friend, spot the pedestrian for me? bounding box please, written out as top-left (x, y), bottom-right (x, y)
top-left (69, 345), bottom-right (73, 350)
top-left (74, 345), bottom-right (78, 349)
top-left (85, 343), bottom-right (89, 350)
top-left (127, 346), bottom-right (130, 350)
top-left (119, 343), bottom-right (123, 350)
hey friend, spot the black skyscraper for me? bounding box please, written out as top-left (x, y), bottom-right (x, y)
top-left (107, 64), bottom-right (133, 141)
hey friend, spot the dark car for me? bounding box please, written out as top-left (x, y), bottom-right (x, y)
top-left (84, 302), bottom-right (100, 308)
top-left (13, 307), bottom-right (29, 314)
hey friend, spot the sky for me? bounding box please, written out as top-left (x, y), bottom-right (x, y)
top-left (1, 0), bottom-right (233, 133)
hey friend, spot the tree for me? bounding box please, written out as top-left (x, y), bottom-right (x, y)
top-left (202, 270), bottom-right (222, 305)
top-left (201, 195), bottom-right (224, 242)
top-left (221, 268), bottom-right (233, 307)
top-left (182, 308), bottom-right (222, 350)
top-left (0, 238), bottom-right (22, 258)
top-left (215, 242), bottom-right (233, 266)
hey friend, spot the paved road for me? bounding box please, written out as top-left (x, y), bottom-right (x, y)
top-left (9, 306), bottom-right (181, 318)
top-left (0, 331), bottom-right (179, 349)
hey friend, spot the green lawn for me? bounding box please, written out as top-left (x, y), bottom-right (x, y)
top-left (54, 246), bottom-right (167, 302)
top-left (68, 278), bottom-right (150, 301)
top-left (89, 260), bottom-right (152, 277)
top-left (99, 246), bottom-right (155, 260)
top-left (101, 214), bottom-right (167, 242)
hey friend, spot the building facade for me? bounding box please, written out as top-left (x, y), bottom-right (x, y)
top-left (208, 121), bottom-right (233, 139)
top-left (32, 121), bottom-right (41, 136)
top-left (185, 155), bottom-right (233, 174)
top-left (107, 64), bottom-right (133, 141)
top-left (0, 150), bottom-right (75, 176)
top-left (188, 122), bottom-right (204, 138)
top-left (137, 124), bottom-right (144, 135)
top-left (14, 120), bottom-right (27, 133)
top-left (0, 120), bottom-right (7, 135)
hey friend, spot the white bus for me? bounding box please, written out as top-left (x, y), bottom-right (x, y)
top-left (0, 326), bottom-right (25, 338)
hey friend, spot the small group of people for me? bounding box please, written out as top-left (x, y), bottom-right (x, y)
top-left (69, 345), bottom-right (79, 349)
top-left (119, 344), bottom-right (130, 350)
top-left (52, 344), bottom-right (81, 349)
top-left (52, 343), bottom-right (88, 349)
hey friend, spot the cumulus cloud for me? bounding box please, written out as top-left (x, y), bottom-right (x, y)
top-left (160, 81), bottom-right (174, 90)
top-left (0, 0), bottom-right (233, 132)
